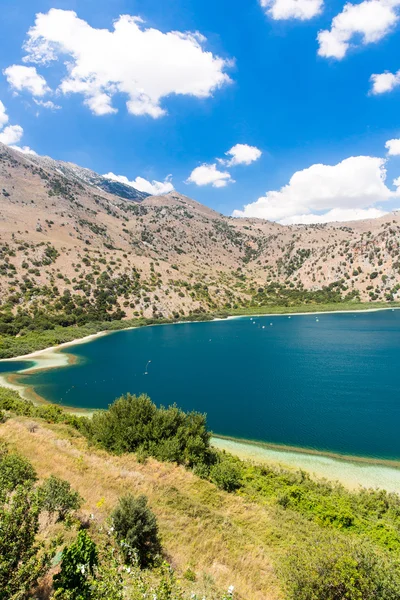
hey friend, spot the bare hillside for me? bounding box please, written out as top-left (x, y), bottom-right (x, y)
top-left (1, 142), bottom-right (400, 321)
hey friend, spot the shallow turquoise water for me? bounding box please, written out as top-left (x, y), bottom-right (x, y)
top-left (3, 311), bottom-right (400, 460)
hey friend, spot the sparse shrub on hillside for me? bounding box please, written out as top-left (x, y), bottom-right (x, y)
top-left (112, 494), bottom-right (161, 568)
top-left (38, 475), bottom-right (82, 522)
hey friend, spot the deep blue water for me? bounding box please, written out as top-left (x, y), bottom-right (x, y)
top-left (2, 311), bottom-right (400, 460)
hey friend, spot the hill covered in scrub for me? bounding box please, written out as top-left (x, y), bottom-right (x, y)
top-left (1, 386), bottom-right (400, 599)
top-left (2, 142), bottom-right (400, 339)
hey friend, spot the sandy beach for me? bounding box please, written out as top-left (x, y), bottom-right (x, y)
top-left (212, 437), bottom-right (400, 493)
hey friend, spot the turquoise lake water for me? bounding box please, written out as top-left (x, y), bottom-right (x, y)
top-left (2, 311), bottom-right (400, 460)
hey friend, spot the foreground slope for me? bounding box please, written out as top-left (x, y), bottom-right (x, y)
top-left (1, 416), bottom-right (282, 599)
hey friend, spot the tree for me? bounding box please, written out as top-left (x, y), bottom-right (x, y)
top-left (0, 484), bottom-right (52, 599)
top-left (112, 495), bottom-right (161, 568)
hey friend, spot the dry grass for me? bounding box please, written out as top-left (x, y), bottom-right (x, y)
top-left (0, 417), bottom-right (287, 600)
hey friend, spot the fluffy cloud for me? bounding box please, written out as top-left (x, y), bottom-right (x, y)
top-left (0, 100), bottom-right (29, 149)
top-left (104, 172), bottom-right (174, 196)
top-left (19, 9), bottom-right (232, 118)
top-left (260, 0), bottom-right (323, 20)
top-left (385, 138), bottom-right (400, 155)
top-left (318, 0), bottom-right (400, 59)
top-left (370, 70), bottom-right (400, 94)
top-left (186, 163), bottom-right (234, 188)
top-left (233, 156), bottom-right (399, 224)
top-left (221, 144), bottom-right (262, 166)
top-left (10, 145), bottom-right (37, 155)
top-left (0, 125), bottom-right (24, 145)
top-left (0, 101), bottom-right (9, 128)
top-left (188, 143), bottom-right (261, 189)
top-left (4, 65), bottom-right (49, 96)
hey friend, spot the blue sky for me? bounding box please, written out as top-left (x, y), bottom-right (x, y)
top-left (1, 0), bottom-right (400, 223)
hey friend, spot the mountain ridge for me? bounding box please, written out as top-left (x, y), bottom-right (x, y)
top-left (1, 142), bottom-right (400, 328)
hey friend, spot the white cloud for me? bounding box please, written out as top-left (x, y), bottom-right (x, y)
top-left (104, 172), bottom-right (174, 195)
top-left (33, 99), bottom-right (61, 110)
top-left (4, 64), bottom-right (50, 96)
top-left (10, 145), bottom-right (37, 155)
top-left (20, 9), bottom-right (232, 118)
top-left (0, 125), bottom-right (24, 145)
top-left (260, 0), bottom-right (323, 20)
top-left (0, 101), bottom-right (9, 128)
top-left (0, 100), bottom-right (27, 149)
top-left (282, 207), bottom-right (387, 224)
top-left (370, 70), bottom-right (400, 94)
top-left (385, 138), bottom-right (400, 155)
top-left (186, 163), bottom-right (234, 188)
top-left (233, 156), bottom-right (399, 224)
top-left (221, 143), bottom-right (262, 166)
top-left (318, 0), bottom-right (400, 60)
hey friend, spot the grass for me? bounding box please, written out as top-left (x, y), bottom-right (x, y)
top-left (228, 300), bottom-right (400, 316)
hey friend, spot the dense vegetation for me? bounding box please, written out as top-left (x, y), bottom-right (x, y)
top-left (2, 385), bottom-right (400, 598)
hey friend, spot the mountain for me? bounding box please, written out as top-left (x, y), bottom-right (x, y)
top-left (27, 152), bottom-right (149, 202)
top-left (1, 142), bottom-right (400, 325)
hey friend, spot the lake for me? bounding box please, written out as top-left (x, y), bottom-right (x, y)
top-left (2, 310), bottom-right (400, 461)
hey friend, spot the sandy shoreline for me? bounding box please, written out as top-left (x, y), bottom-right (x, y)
top-left (0, 330), bottom-right (110, 373)
top-left (212, 437), bottom-right (400, 493)
top-left (2, 305), bottom-right (399, 369)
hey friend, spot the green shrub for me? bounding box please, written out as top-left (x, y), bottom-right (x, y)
top-left (53, 530), bottom-right (98, 599)
top-left (0, 451), bottom-right (37, 497)
top-left (38, 475), bottom-right (82, 521)
top-left (281, 534), bottom-right (400, 600)
top-left (112, 494), bottom-right (161, 568)
top-left (210, 460), bottom-right (242, 492)
top-left (89, 394), bottom-right (212, 467)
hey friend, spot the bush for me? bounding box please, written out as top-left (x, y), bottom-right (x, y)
top-left (53, 530), bottom-right (98, 599)
top-left (0, 451), bottom-right (37, 497)
top-left (89, 394), bottom-right (212, 467)
top-left (112, 494), bottom-right (161, 568)
top-left (281, 534), bottom-right (400, 600)
top-left (210, 460), bottom-right (242, 492)
top-left (38, 475), bottom-right (82, 521)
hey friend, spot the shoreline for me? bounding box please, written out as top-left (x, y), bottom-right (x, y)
top-left (2, 304), bottom-right (400, 369)
top-left (212, 436), bottom-right (400, 492)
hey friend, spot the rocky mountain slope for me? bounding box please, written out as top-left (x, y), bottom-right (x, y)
top-left (1, 142), bottom-right (400, 322)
